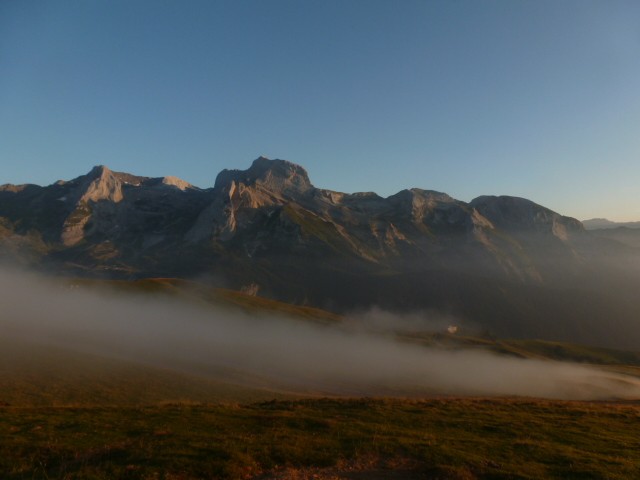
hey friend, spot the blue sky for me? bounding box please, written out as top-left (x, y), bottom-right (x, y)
top-left (1, 0), bottom-right (639, 220)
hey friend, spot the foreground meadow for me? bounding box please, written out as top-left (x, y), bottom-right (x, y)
top-left (2, 397), bottom-right (639, 479)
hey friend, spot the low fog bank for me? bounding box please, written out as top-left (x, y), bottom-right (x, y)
top-left (343, 307), bottom-right (474, 334)
top-left (2, 269), bottom-right (640, 401)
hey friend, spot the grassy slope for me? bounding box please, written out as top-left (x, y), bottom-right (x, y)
top-left (4, 279), bottom-right (640, 478)
top-left (2, 398), bottom-right (640, 479)
top-left (0, 341), bottom-right (305, 408)
top-left (73, 277), bottom-right (342, 324)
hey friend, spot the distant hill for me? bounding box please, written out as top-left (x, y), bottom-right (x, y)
top-left (586, 225), bottom-right (640, 249)
top-left (583, 218), bottom-right (640, 230)
top-left (2, 157), bottom-right (640, 348)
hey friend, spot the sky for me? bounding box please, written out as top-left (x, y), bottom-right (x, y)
top-left (1, 0), bottom-right (639, 221)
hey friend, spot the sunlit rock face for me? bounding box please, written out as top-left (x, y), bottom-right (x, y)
top-left (0, 156), bottom-right (589, 278)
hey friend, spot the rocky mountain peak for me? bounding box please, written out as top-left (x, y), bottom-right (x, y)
top-left (69, 166), bottom-right (156, 205)
top-left (84, 165), bottom-right (149, 186)
top-left (75, 165), bottom-right (124, 203)
top-left (87, 164), bottom-right (111, 179)
top-left (214, 157), bottom-right (313, 194)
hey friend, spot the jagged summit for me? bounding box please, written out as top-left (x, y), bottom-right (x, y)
top-left (74, 166), bottom-right (194, 192)
top-left (82, 165), bottom-right (149, 186)
top-left (1, 158), bottom-right (586, 250)
top-left (87, 164), bottom-right (109, 178)
top-left (74, 165), bottom-right (125, 203)
top-left (52, 166), bottom-right (196, 246)
top-left (214, 156), bottom-right (313, 193)
top-left (87, 164), bottom-right (122, 177)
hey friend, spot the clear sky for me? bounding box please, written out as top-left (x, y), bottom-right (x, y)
top-left (1, 0), bottom-right (639, 221)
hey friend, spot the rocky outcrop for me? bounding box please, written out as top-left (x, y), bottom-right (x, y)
top-left (214, 156), bottom-right (313, 196)
top-left (59, 166), bottom-right (125, 245)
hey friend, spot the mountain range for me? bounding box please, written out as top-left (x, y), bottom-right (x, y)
top-left (2, 157), bottom-right (640, 348)
top-left (583, 218), bottom-right (640, 230)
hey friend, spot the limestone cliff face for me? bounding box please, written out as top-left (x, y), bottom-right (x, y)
top-left (184, 158), bottom-right (579, 282)
top-left (60, 166), bottom-right (127, 246)
top-left (187, 157), bottom-right (312, 242)
top-left (78, 165), bottom-right (127, 203)
top-left (214, 156), bottom-right (313, 196)
top-left (9, 165), bottom-right (204, 248)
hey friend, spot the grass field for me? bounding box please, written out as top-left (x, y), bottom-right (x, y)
top-left (2, 398), bottom-right (640, 479)
top-left (2, 338), bottom-right (640, 479)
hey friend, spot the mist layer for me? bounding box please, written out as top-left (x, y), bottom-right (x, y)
top-left (2, 270), bottom-right (640, 400)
